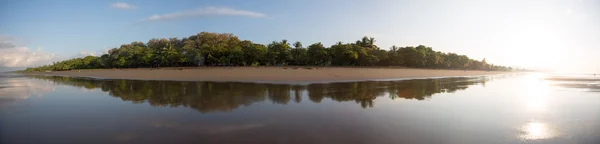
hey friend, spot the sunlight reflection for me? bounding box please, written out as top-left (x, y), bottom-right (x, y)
top-left (518, 121), bottom-right (557, 140)
top-left (522, 73), bottom-right (550, 112)
top-left (515, 74), bottom-right (559, 140)
top-left (525, 94), bottom-right (547, 112)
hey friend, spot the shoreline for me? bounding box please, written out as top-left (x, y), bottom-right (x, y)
top-left (23, 67), bottom-right (509, 83)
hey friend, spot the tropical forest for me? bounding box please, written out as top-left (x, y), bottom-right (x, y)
top-left (23, 32), bottom-right (512, 72)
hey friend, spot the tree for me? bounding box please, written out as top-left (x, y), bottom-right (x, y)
top-left (293, 41), bottom-right (302, 49)
top-left (373, 49), bottom-right (389, 66)
top-left (307, 42), bottom-right (330, 66)
top-left (23, 32), bottom-right (511, 72)
top-left (290, 41), bottom-right (307, 65)
top-left (82, 56), bottom-right (100, 69)
top-left (266, 40), bottom-right (291, 66)
top-left (241, 41), bottom-right (267, 66)
top-left (387, 45), bottom-right (403, 66)
top-left (330, 42), bottom-right (358, 66)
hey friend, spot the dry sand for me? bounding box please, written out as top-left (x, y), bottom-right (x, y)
top-left (26, 67), bottom-right (507, 83)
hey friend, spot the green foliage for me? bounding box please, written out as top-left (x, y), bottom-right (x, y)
top-left (23, 32), bottom-right (512, 72)
top-left (290, 42), bottom-right (308, 66)
top-left (306, 42), bottom-right (330, 66)
top-left (330, 42), bottom-right (358, 66)
top-left (266, 40), bottom-right (292, 66)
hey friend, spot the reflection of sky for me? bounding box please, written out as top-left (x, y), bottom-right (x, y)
top-left (150, 121), bottom-right (266, 134)
top-left (114, 120), bottom-right (266, 142)
top-left (0, 76), bottom-right (56, 108)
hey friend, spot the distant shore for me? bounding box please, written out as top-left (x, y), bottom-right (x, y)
top-left (23, 67), bottom-right (507, 83)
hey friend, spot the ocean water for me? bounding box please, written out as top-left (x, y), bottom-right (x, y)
top-left (0, 72), bottom-right (599, 144)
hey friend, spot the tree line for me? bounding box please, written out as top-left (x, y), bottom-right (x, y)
top-left (23, 32), bottom-right (512, 72)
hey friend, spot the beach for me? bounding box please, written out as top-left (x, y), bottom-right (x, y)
top-left (24, 67), bottom-right (506, 83)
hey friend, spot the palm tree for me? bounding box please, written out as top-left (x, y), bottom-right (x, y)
top-left (390, 45), bottom-right (398, 52)
top-left (293, 41), bottom-right (302, 48)
top-left (368, 37), bottom-right (375, 48)
top-left (361, 36), bottom-right (369, 47)
top-left (281, 39), bottom-right (288, 45)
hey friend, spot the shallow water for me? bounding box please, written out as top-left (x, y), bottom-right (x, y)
top-left (1, 73), bottom-right (599, 144)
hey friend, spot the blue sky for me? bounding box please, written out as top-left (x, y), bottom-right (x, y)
top-left (1, 0), bottom-right (599, 72)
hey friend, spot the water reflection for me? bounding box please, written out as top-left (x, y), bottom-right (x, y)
top-left (0, 74), bottom-right (56, 109)
top-left (30, 76), bottom-right (488, 113)
top-left (545, 75), bottom-right (600, 92)
top-left (4, 73), bottom-right (600, 144)
top-left (519, 121), bottom-right (558, 140)
top-left (522, 74), bottom-right (551, 112)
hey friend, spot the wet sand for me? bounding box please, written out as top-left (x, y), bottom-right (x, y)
top-left (25, 67), bottom-right (507, 83)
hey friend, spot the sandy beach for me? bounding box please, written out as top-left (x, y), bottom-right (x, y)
top-left (24, 67), bottom-right (506, 83)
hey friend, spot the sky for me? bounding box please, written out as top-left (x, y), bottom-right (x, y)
top-left (1, 0), bottom-right (599, 73)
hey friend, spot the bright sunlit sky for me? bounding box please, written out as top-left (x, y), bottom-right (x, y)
top-left (1, 0), bottom-right (599, 72)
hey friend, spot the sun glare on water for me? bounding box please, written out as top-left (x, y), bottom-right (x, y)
top-left (522, 73), bottom-right (551, 112)
top-left (519, 121), bottom-right (557, 140)
top-left (515, 73), bottom-right (559, 140)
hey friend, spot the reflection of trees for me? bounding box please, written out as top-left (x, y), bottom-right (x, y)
top-left (31, 76), bottom-right (487, 112)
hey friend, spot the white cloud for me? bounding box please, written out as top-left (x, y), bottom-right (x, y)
top-left (110, 2), bottom-right (136, 10)
top-left (0, 36), bottom-right (16, 48)
top-left (78, 51), bottom-right (98, 57)
top-left (74, 49), bottom-right (108, 58)
top-left (143, 6), bottom-right (266, 22)
top-left (0, 36), bottom-right (57, 68)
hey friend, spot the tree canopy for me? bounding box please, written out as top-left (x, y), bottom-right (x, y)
top-left (23, 32), bottom-right (512, 72)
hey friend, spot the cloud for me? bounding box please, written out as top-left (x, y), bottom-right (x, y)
top-left (143, 6), bottom-right (266, 22)
top-left (0, 36), bottom-right (56, 68)
top-left (74, 49), bottom-right (108, 58)
top-left (0, 36), bottom-right (16, 49)
top-left (110, 2), bottom-right (136, 10)
top-left (78, 51), bottom-right (99, 57)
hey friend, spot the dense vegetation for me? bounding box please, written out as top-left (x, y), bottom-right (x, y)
top-left (33, 76), bottom-right (486, 111)
top-left (23, 32), bottom-right (512, 72)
